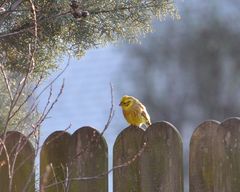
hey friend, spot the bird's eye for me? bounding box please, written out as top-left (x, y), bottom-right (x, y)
top-left (125, 101), bottom-right (131, 106)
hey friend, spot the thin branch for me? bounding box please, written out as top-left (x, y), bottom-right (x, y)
top-left (35, 80), bottom-right (64, 128)
top-left (37, 84), bottom-right (115, 191)
top-left (9, 75), bottom-right (44, 121)
top-left (2, 44), bottom-right (36, 134)
top-left (29, 0), bottom-right (38, 39)
top-left (100, 83), bottom-right (115, 137)
top-left (23, 124), bottom-right (72, 192)
top-left (50, 163), bottom-right (60, 192)
top-left (0, 138), bottom-right (11, 189)
top-left (12, 54), bottom-right (69, 131)
top-left (0, 0), bottom-right (8, 8)
top-left (42, 142), bottom-right (147, 190)
top-left (0, 64), bottom-right (13, 101)
top-left (12, 101), bottom-right (39, 131)
top-left (0, 0), bottom-right (23, 26)
top-left (0, 2), bottom-right (69, 191)
top-left (70, 83), bottom-right (115, 161)
top-left (36, 56), bottom-right (70, 101)
top-left (0, 11), bottom-right (71, 38)
top-left (9, 135), bottom-right (26, 191)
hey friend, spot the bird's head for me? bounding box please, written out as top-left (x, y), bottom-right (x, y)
top-left (119, 95), bottom-right (135, 110)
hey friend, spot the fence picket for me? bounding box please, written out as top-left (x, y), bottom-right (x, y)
top-left (113, 125), bottom-right (145, 192)
top-left (189, 120), bottom-right (220, 192)
top-left (68, 127), bottom-right (108, 192)
top-left (141, 122), bottom-right (183, 192)
top-left (40, 131), bottom-right (71, 192)
top-left (0, 131), bottom-right (35, 192)
top-left (1, 118), bottom-right (240, 192)
top-left (213, 118), bottom-right (240, 192)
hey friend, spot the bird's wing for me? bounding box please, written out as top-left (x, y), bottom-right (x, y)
top-left (141, 110), bottom-right (151, 126)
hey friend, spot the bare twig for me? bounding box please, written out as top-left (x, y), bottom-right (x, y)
top-left (70, 83), bottom-right (115, 162)
top-left (42, 142), bottom-right (147, 190)
top-left (100, 83), bottom-right (115, 137)
top-left (50, 163), bottom-right (60, 192)
top-left (36, 56), bottom-right (70, 101)
top-left (9, 75), bottom-right (44, 121)
top-left (2, 45), bottom-right (35, 134)
top-left (0, 1), bottom-right (70, 191)
top-left (0, 0), bottom-right (23, 26)
top-left (29, 0), bottom-right (38, 39)
top-left (0, 64), bottom-right (13, 101)
top-left (0, 138), bottom-right (11, 191)
top-left (9, 134), bottom-right (25, 191)
top-left (35, 80), bottom-right (64, 128)
top-left (0, 11), bottom-right (71, 38)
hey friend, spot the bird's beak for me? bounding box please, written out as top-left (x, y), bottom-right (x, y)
top-left (119, 101), bottom-right (123, 106)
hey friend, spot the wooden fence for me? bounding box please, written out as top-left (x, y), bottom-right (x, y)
top-left (0, 117), bottom-right (240, 192)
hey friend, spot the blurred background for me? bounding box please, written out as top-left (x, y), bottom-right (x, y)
top-left (40, 0), bottom-right (240, 191)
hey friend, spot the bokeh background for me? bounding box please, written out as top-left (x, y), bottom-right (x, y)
top-left (40, 0), bottom-right (240, 191)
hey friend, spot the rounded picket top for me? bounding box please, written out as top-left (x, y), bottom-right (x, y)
top-left (113, 125), bottom-right (145, 149)
top-left (0, 131), bottom-right (35, 192)
top-left (213, 117), bottom-right (240, 192)
top-left (141, 122), bottom-right (183, 192)
top-left (113, 125), bottom-right (145, 192)
top-left (40, 131), bottom-right (71, 192)
top-left (189, 120), bottom-right (220, 192)
top-left (68, 126), bottom-right (108, 192)
top-left (190, 120), bottom-right (220, 145)
top-left (146, 121), bottom-right (182, 141)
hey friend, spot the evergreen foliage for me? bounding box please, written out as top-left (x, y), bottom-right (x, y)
top-left (0, 0), bottom-right (178, 74)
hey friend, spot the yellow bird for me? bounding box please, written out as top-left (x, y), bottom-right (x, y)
top-left (119, 95), bottom-right (151, 128)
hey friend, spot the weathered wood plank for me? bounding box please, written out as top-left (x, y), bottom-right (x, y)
top-left (213, 118), bottom-right (240, 192)
top-left (189, 120), bottom-right (220, 192)
top-left (113, 126), bottom-right (145, 192)
top-left (40, 131), bottom-right (71, 192)
top-left (141, 122), bottom-right (183, 192)
top-left (0, 131), bottom-right (35, 192)
top-left (68, 127), bottom-right (108, 192)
